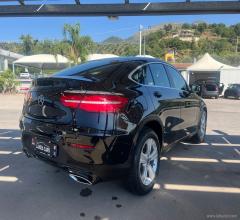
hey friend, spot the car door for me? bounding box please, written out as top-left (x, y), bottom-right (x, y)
top-left (146, 63), bottom-right (183, 148)
top-left (165, 64), bottom-right (200, 136)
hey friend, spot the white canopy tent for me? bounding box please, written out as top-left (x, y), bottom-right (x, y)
top-left (87, 54), bottom-right (118, 61)
top-left (187, 53), bottom-right (236, 72)
top-left (186, 53), bottom-right (240, 89)
top-left (13, 54), bottom-right (70, 74)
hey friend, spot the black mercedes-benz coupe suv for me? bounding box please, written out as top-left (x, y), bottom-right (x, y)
top-left (20, 57), bottom-right (207, 195)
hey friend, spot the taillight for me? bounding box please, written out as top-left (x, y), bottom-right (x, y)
top-left (69, 143), bottom-right (95, 149)
top-left (60, 92), bottom-right (128, 113)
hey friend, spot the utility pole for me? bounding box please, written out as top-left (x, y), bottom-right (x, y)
top-left (139, 25), bottom-right (143, 55)
top-left (143, 32), bottom-right (146, 56)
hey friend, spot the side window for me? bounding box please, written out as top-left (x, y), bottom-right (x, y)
top-left (149, 63), bottom-right (170, 87)
top-left (166, 65), bottom-right (188, 90)
top-left (131, 65), bottom-right (154, 86)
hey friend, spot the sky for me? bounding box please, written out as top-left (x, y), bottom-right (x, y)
top-left (0, 0), bottom-right (239, 42)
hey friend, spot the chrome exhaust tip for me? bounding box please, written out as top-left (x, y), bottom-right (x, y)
top-left (69, 173), bottom-right (93, 185)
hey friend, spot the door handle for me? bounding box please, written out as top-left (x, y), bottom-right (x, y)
top-left (154, 91), bottom-right (162, 98)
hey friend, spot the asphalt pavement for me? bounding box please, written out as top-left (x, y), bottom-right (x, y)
top-left (0, 94), bottom-right (239, 220)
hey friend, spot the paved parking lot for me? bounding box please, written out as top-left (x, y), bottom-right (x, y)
top-left (0, 94), bottom-right (239, 220)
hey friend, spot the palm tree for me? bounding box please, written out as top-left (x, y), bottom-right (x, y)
top-left (63, 23), bottom-right (94, 64)
top-left (20, 34), bottom-right (37, 55)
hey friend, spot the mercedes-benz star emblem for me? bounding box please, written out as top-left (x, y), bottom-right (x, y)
top-left (38, 95), bottom-right (45, 106)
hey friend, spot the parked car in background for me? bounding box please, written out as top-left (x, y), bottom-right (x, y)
top-left (224, 84), bottom-right (240, 99)
top-left (20, 72), bottom-right (31, 79)
top-left (16, 79), bottom-right (32, 93)
top-left (192, 80), bottom-right (220, 99)
top-left (20, 57), bottom-right (207, 195)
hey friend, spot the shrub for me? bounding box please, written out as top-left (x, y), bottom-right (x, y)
top-left (0, 70), bottom-right (18, 94)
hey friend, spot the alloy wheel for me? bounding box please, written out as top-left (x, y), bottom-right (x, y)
top-left (199, 111), bottom-right (206, 139)
top-left (139, 138), bottom-right (158, 186)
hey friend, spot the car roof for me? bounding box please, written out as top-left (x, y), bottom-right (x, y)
top-left (54, 56), bottom-right (175, 79)
top-left (89, 56), bottom-right (166, 65)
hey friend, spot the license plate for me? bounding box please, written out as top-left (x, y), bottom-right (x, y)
top-left (34, 139), bottom-right (58, 158)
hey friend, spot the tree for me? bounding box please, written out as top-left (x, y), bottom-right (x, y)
top-left (197, 22), bottom-right (207, 34)
top-left (63, 23), bottom-right (93, 63)
top-left (0, 70), bottom-right (18, 93)
top-left (78, 36), bottom-right (95, 62)
top-left (20, 34), bottom-right (37, 55)
top-left (164, 24), bottom-right (172, 32)
top-left (182, 23), bottom-right (191, 29)
top-left (233, 23), bottom-right (240, 36)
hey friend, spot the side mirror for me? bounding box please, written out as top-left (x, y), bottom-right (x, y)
top-left (191, 84), bottom-right (201, 93)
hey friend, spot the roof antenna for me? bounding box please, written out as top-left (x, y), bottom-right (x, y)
top-left (36, 0), bottom-right (48, 12)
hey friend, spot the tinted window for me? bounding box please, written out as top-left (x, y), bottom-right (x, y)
top-left (132, 65), bottom-right (154, 86)
top-left (54, 59), bottom-right (114, 77)
top-left (166, 65), bottom-right (187, 90)
top-left (206, 84), bottom-right (217, 91)
top-left (54, 60), bottom-right (141, 80)
top-left (149, 63), bottom-right (170, 87)
top-left (230, 84), bottom-right (240, 89)
top-left (74, 63), bottom-right (123, 79)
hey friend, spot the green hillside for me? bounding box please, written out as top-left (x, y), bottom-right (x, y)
top-left (1, 22), bottom-right (240, 66)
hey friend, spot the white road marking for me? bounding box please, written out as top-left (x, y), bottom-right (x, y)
top-left (153, 183), bottom-right (161, 189)
top-left (0, 165), bottom-right (9, 172)
top-left (0, 176), bottom-right (18, 182)
top-left (211, 143), bottom-right (240, 147)
top-left (181, 142), bottom-right (209, 146)
top-left (161, 157), bottom-right (240, 164)
top-left (221, 159), bottom-right (240, 164)
top-left (0, 151), bottom-right (12, 155)
top-left (0, 136), bottom-right (21, 140)
top-left (182, 142), bottom-right (240, 147)
top-left (0, 131), bottom-right (11, 135)
top-left (222, 137), bottom-right (231, 144)
top-left (160, 157), bottom-right (168, 160)
top-left (164, 184), bottom-right (240, 194)
top-left (0, 137), bottom-right (11, 140)
top-left (13, 151), bottom-right (22, 155)
top-left (170, 157), bottom-right (218, 163)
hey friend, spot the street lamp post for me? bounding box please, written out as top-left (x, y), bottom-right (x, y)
top-left (139, 25), bottom-right (143, 55)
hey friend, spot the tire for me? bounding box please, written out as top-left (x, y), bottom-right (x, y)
top-left (190, 110), bottom-right (207, 144)
top-left (215, 96), bottom-right (219, 99)
top-left (126, 128), bottom-right (160, 195)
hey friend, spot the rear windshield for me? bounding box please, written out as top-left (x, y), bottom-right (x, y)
top-left (53, 59), bottom-right (142, 80)
top-left (230, 84), bottom-right (240, 89)
top-left (206, 84), bottom-right (217, 91)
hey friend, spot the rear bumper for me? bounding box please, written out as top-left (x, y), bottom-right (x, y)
top-left (202, 91), bottom-right (219, 97)
top-left (20, 116), bottom-right (133, 181)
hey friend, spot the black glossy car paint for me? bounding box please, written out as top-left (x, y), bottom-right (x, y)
top-left (20, 57), bottom-right (206, 182)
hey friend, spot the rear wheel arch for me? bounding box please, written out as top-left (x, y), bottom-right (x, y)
top-left (144, 121), bottom-right (163, 149)
top-left (132, 117), bottom-right (164, 154)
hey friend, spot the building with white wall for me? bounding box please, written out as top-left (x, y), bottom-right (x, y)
top-left (0, 48), bottom-right (23, 72)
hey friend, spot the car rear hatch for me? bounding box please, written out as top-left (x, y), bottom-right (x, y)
top-left (22, 76), bottom-right (92, 125)
top-left (205, 84), bottom-right (218, 92)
